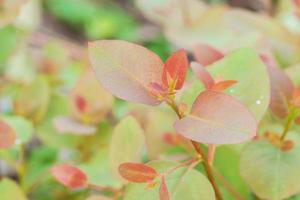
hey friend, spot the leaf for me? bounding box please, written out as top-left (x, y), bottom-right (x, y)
top-left (70, 69), bottom-right (113, 124)
top-left (53, 116), bottom-right (96, 135)
top-left (174, 90), bottom-right (257, 144)
top-left (109, 116), bottom-right (145, 181)
top-left (88, 40), bottom-right (164, 105)
top-left (119, 162), bottom-right (157, 183)
top-left (208, 49), bottom-right (270, 121)
top-left (261, 54), bottom-right (294, 118)
top-left (124, 160), bottom-right (215, 200)
top-left (0, 120), bottom-right (16, 149)
top-left (159, 176), bottom-right (170, 200)
top-left (0, 178), bottom-right (27, 200)
top-left (162, 49), bottom-right (188, 90)
top-left (240, 140), bottom-right (300, 200)
top-left (210, 80), bottom-right (237, 91)
top-left (192, 43), bottom-right (224, 66)
top-left (1, 115), bottom-right (33, 144)
top-left (285, 63), bottom-right (300, 86)
top-left (50, 164), bottom-right (87, 189)
top-left (14, 75), bottom-right (50, 123)
top-left (190, 62), bottom-right (215, 89)
top-left (183, 48), bottom-right (270, 120)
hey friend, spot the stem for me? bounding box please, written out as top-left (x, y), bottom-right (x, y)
top-left (191, 141), bottom-right (223, 200)
top-left (166, 98), bottom-right (223, 200)
top-left (280, 108), bottom-right (298, 141)
top-left (164, 157), bottom-right (198, 175)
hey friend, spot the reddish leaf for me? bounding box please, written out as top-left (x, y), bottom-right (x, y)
top-left (162, 49), bottom-right (188, 90)
top-left (159, 176), bottom-right (170, 200)
top-left (0, 120), bottom-right (16, 149)
top-left (50, 164), bottom-right (87, 189)
top-left (291, 87), bottom-right (300, 108)
top-left (295, 116), bottom-right (300, 125)
top-left (192, 44), bottom-right (224, 66)
top-left (191, 62), bottom-right (215, 89)
top-left (75, 95), bottom-right (86, 113)
top-left (261, 54), bottom-right (294, 118)
top-left (88, 40), bottom-right (164, 105)
top-left (211, 80), bottom-right (237, 91)
top-left (174, 90), bottom-right (257, 144)
top-left (207, 144), bottom-right (215, 165)
top-left (118, 162), bottom-right (157, 183)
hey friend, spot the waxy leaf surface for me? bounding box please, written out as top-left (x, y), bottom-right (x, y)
top-left (89, 40), bottom-right (164, 105)
top-left (109, 116), bottom-right (145, 181)
top-left (119, 162), bottom-right (157, 183)
top-left (240, 140), bottom-right (300, 200)
top-left (175, 90), bottom-right (257, 144)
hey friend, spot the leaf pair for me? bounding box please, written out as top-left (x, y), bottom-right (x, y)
top-left (88, 40), bottom-right (188, 105)
top-left (175, 44), bottom-right (257, 144)
top-left (119, 162), bottom-right (170, 200)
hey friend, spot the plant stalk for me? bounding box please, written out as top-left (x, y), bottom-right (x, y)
top-left (166, 98), bottom-right (223, 200)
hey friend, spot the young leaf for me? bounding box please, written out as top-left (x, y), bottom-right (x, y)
top-left (109, 116), bottom-right (145, 181)
top-left (192, 43), bottom-right (224, 66)
top-left (174, 90), bottom-right (257, 144)
top-left (210, 80), bottom-right (237, 91)
top-left (190, 62), bottom-right (215, 89)
top-left (124, 160), bottom-right (215, 200)
top-left (50, 164), bottom-right (87, 189)
top-left (240, 140), bottom-right (300, 199)
top-left (159, 176), bottom-right (170, 200)
top-left (119, 162), bottom-right (157, 183)
top-left (261, 54), bottom-right (294, 118)
top-left (162, 49), bottom-right (188, 90)
top-left (88, 40), bottom-right (164, 105)
top-left (53, 116), bottom-right (96, 135)
top-left (0, 120), bottom-right (16, 149)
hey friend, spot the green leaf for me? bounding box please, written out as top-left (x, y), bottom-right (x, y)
top-left (240, 140), bottom-right (300, 200)
top-left (124, 160), bottom-right (215, 200)
top-left (109, 116), bottom-right (145, 181)
top-left (14, 75), bottom-right (50, 123)
top-left (0, 178), bottom-right (27, 200)
top-left (1, 115), bottom-right (33, 144)
top-left (36, 93), bottom-right (81, 148)
top-left (182, 48), bottom-right (270, 120)
top-left (214, 146), bottom-right (249, 198)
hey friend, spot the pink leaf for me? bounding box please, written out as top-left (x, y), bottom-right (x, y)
top-left (191, 62), bottom-right (215, 89)
top-left (88, 40), bottom-right (164, 105)
top-left (118, 162), bottom-right (157, 183)
top-left (162, 49), bottom-right (189, 90)
top-left (0, 120), bottom-right (16, 149)
top-left (53, 116), bottom-right (96, 135)
top-left (159, 176), bottom-right (170, 200)
top-left (192, 44), bottom-right (224, 66)
top-left (261, 54), bottom-right (294, 118)
top-left (50, 164), bottom-right (87, 189)
top-left (211, 80), bottom-right (237, 91)
top-left (174, 90), bottom-right (257, 144)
